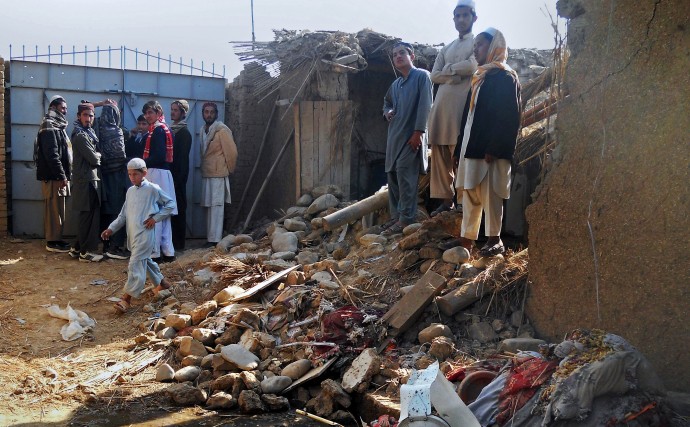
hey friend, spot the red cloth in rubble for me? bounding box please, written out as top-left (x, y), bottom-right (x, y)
top-left (321, 305), bottom-right (364, 344)
top-left (496, 357), bottom-right (558, 425)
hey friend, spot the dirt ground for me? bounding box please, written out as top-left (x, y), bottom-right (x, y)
top-left (0, 236), bottom-right (321, 427)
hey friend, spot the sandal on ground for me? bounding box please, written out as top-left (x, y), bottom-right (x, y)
top-left (479, 241), bottom-right (505, 257)
top-left (379, 218), bottom-right (398, 230)
top-left (113, 299), bottom-right (131, 313)
top-left (381, 222), bottom-right (405, 237)
top-left (439, 238), bottom-right (465, 251)
top-left (430, 203), bottom-right (452, 218)
top-left (151, 282), bottom-right (172, 299)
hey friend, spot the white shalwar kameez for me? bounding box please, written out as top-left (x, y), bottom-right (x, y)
top-left (200, 128), bottom-right (232, 243)
top-left (107, 179), bottom-right (176, 298)
top-left (146, 168), bottom-right (177, 258)
top-left (455, 86), bottom-right (512, 240)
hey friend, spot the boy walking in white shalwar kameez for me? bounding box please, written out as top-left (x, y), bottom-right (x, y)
top-left (101, 158), bottom-right (176, 313)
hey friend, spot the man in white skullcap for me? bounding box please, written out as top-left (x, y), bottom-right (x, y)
top-left (101, 157), bottom-right (176, 313)
top-left (427, 0), bottom-right (478, 218)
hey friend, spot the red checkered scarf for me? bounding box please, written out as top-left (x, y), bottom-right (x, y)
top-left (143, 114), bottom-right (173, 163)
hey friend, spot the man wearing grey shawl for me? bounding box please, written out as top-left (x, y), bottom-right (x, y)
top-left (95, 100), bottom-right (130, 259)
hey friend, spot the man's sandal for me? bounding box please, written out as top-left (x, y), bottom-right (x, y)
top-left (113, 299), bottom-right (131, 314)
top-left (479, 241), bottom-right (505, 257)
top-left (152, 282), bottom-right (172, 300)
top-left (430, 204), bottom-right (452, 218)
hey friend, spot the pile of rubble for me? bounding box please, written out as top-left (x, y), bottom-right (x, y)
top-left (130, 185), bottom-right (676, 426)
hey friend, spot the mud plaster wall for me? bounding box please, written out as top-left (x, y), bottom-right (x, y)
top-left (0, 57), bottom-right (7, 235)
top-left (526, 0), bottom-right (690, 391)
top-left (228, 64), bottom-right (350, 224)
top-left (226, 66), bottom-right (277, 227)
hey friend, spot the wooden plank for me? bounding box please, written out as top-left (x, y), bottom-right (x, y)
top-left (330, 101), bottom-right (340, 185)
top-left (311, 101), bottom-right (320, 191)
top-left (229, 265), bottom-right (301, 303)
top-left (294, 103), bottom-right (302, 200)
top-left (318, 101), bottom-right (329, 185)
top-left (381, 271), bottom-right (447, 335)
top-left (300, 101), bottom-right (314, 195)
top-left (342, 101), bottom-right (352, 197)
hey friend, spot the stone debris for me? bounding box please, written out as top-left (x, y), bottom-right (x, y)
top-left (165, 383), bottom-right (207, 406)
top-left (174, 366), bottom-right (201, 382)
top-left (220, 344), bottom-right (260, 370)
top-left (156, 364), bottom-right (175, 382)
top-left (206, 391), bottom-right (237, 409)
top-left (121, 184), bottom-right (670, 425)
top-left (342, 348), bottom-right (380, 393)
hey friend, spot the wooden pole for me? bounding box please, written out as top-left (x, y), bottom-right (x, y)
top-left (240, 129), bottom-right (295, 233)
top-left (230, 98), bottom-right (278, 229)
top-left (322, 190), bottom-right (389, 231)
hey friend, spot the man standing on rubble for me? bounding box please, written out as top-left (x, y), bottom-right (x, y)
top-left (169, 99), bottom-right (192, 251)
top-left (199, 102), bottom-right (238, 247)
top-left (427, 0), bottom-right (478, 217)
top-left (381, 42), bottom-right (433, 236)
top-left (454, 28), bottom-right (521, 256)
top-left (35, 95), bottom-right (72, 253)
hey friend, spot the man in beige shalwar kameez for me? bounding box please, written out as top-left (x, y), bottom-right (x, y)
top-left (427, 0), bottom-right (478, 216)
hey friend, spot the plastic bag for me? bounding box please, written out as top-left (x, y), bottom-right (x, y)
top-left (46, 304), bottom-right (96, 341)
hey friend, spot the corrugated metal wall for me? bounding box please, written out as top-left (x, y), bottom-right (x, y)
top-left (9, 60), bottom-right (225, 238)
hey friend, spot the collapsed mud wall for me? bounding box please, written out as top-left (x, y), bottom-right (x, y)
top-left (526, 0), bottom-right (690, 391)
top-left (225, 65), bottom-right (278, 228)
top-left (227, 62), bottom-right (350, 224)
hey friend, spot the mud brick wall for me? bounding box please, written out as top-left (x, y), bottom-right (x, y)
top-left (0, 56), bottom-right (7, 235)
top-left (526, 0), bottom-right (690, 391)
top-left (225, 65), bottom-right (281, 227)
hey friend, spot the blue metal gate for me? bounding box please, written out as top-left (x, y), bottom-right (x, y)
top-left (8, 56), bottom-right (226, 238)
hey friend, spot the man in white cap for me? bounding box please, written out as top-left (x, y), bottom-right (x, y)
top-left (35, 95), bottom-right (72, 253)
top-left (427, 0), bottom-right (478, 218)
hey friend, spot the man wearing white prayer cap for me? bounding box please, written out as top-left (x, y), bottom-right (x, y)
top-left (426, 0), bottom-right (478, 219)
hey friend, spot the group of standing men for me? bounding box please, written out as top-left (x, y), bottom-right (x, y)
top-left (35, 95), bottom-right (238, 261)
top-left (382, 0), bottom-right (522, 257)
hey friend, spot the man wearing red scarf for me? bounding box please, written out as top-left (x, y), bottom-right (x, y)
top-left (142, 100), bottom-right (177, 262)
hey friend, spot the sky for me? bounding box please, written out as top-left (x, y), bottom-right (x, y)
top-left (0, 0), bottom-right (563, 80)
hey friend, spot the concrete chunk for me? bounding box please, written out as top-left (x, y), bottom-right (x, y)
top-left (341, 348), bottom-right (380, 393)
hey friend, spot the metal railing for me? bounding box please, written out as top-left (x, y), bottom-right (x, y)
top-left (8, 44), bottom-right (225, 78)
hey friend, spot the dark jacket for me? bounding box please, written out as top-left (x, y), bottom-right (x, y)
top-left (144, 126), bottom-right (171, 170)
top-left (171, 126), bottom-right (192, 185)
top-left (71, 128), bottom-right (102, 211)
top-left (455, 69), bottom-right (521, 161)
top-left (36, 113), bottom-right (71, 182)
top-left (126, 132), bottom-right (147, 161)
